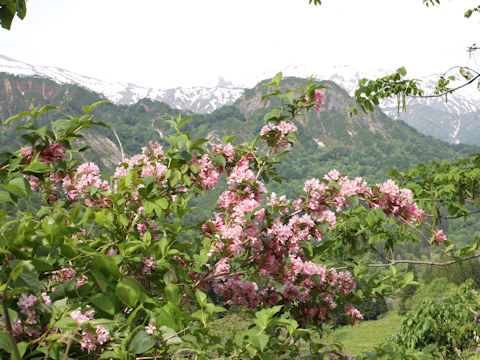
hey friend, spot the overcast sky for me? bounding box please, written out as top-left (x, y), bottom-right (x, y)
top-left (1, 0), bottom-right (479, 89)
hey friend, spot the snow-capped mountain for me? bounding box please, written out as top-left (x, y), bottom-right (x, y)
top-left (0, 55), bottom-right (243, 114)
top-left (1, 54), bottom-right (480, 144)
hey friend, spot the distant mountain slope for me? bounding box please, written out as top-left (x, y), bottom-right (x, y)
top-left (2, 55), bottom-right (480, 143)
top-left (0, 54), bottom-right (243, 114)
top-left (179, 77), bottom-right (478, 192)
top-left (0, 73), bottom-right (183, 169)
top-left (1, 72), bottom-right (477, 188)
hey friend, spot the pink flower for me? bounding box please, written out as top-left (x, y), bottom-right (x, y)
top-left (433, 229), bottom-right (447, 243)
top-left (145, 324), bottom-right (156, 334)
top-left (345, 305), bottom-right (363, 325)
top-left (260, 121), bottom-right (297, 150)
top-left (142, 257), bottom-right (156, 275)
top-left (70, 308), bottom-right (94, 325)
top-left (313, 89), bottom-right (326, 110)
top-left (18, 294), bottom-right (38, 309)
top-left (306, 89), bottom-right (327, 111)
top-left (95, 325), bottom-right (110, 344)
top-left (41, 292), bottom-right (51, 306)
top-left (80, 330), bottom-right (97, 353)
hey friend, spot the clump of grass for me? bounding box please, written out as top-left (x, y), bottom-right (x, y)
top-left (325, 311), bottom-right (402, 356)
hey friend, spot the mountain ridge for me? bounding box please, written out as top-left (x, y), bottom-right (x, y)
top-left (1, 54), bottom-right (480, 146)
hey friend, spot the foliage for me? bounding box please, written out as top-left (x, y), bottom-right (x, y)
top-left (388, 280), bottom-right (480, 359)
top-left (0, 0), bottom-right (26, 30)
top-left (0, 74), bottom-right (452, 359)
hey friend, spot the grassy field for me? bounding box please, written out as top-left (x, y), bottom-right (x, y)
top-left (326, 311), bottom-right (403, 356)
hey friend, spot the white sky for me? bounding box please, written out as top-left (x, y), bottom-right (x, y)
top-left (1, 0), bottom-right (479, 89)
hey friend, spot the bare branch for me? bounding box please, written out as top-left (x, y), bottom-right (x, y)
top-left (111, 127), bottom-right (125, 163)
top-left (424, 209), bottom-right (480, 219)
top-left (367, 253), bottom-right (480, 267)
top-left (469, 307), bottom-right (480, 323)
top-left (336, 253), bottom-right (480, 270)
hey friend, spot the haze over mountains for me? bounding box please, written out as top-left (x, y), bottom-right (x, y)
top-left (1, 54), bottom-right (480, 145)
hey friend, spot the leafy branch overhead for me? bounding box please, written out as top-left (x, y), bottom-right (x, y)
top-left (0, 0), bottom-right (26, 30)
top-left (349, 66), bottom-right (480, 116)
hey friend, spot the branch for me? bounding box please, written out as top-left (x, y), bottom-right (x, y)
top-left (335, 253), bottom-right (480, 270)
top-left (366, 252), bottom-right (480, 267)
top-left (408, 73), bottom-right (480, 99)
top-left (111, 127), bottom-right (125, 163)
top-left (423, 209), bottom-right (480, 219)
top-left (469, 307), bottom-right (480, 323)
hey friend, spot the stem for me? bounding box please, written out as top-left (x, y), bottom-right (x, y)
top-left (335, 252), bottom-right (480, 270)
top-left (409, 73), bottom-right (480, 99)
top-left (1, 296), bottom-right (21, 360)
top-left (111, 127), bottom-right (125, 163)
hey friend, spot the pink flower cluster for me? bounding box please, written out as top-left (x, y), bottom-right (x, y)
top-left (433, 229), bottom-right (447, 243)
top-left (260, 121), bottom-right (298, 150)
top-left (115, 142), bottom-right (166, 178)
top-left (70, 308), bottom-right (109, 353)
top-left (13, 292), bottom-right (51, 339)
top-left (191, 154), bottom-right (219, 190)
top-left (198, 156), bottom-right (361, 325)
top-left (345, 305), bottom-right (363, 325)
top-left (63, 162), bottom-right (111, 207)
top-left (51, 267), bottom-right (88, 289)
top-left (306, 89), bottom-right (327, 111)
top-left (21, 141), bottom-right (67, 164)
top-left (370, 179), bottom-right (424, 222)
top-left (200, 161), bottom-right (427, 326)
top-left (142, 257), bottom-right (156, 275)
top-left (211, 143), bottom-right (236, 163)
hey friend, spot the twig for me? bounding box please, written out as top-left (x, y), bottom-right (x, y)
top-left (409, 74), bottom-right (480, 99)
top-left (111, 127), bottom-right (125, 163)
top-left (335, 252), bottom-right (480, 270)
top-left (469, 307), bottom-right (480, 323)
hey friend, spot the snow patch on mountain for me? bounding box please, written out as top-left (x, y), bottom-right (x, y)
top-left (0, 55), bottom-right (243, 114)
top-left (1, 54), bottom-right (480, 128)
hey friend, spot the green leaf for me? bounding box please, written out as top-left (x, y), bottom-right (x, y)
top-left (142, 199), bottom-right (155, 214)
top-left (91, 293), bottom-right (115, 316)
top-left (36, 105), bottom-right (58, 116)
top-left (156, 197), bottom-right (169, 210)
top-left (195, 290), bottom-right (207, 307)
top-left (155, 302), bottom-right (183, 331)
top-left (91, 254), bottom-right (120, 280)
top-left (212, 155), bottom-right (226, 168)
top-left (31, 258), bottom-right (54, 272)
top-left (397, 67), bottom-right (407, 76)
top-left (0, 331), bottom-right (12, 353)
top-left (263, 108), bottom-right (281, 122)
top-left (5, 111), bottom-right (31, 125)
top-left (459, 67), bottom-right (473, 81)
top-left (99, 351), bottom-right (123, 359)
top-left (90, 270), bottom-right (109, 293)
top-left (3, 176), bottom-right (30, 200)
top-left (14, 263), bottom-right (41, 293)
top-left (0, 190), bottom-right (14, 204)
top-left (160, 326), bottom-right (183, 345)
top-left (164, 284), bottom-right (181, 306)
top-left (251, 331), bottom-right (269, 352)
top-left (82, 100), bottom-right (109, 115)
top-left (116, 278), bottom-right (141, 308)
top-left (178, 115), bottom-right (195, 130)
top-left (165, 134), bottom-right (188, 149)
top-left (129, 330), bottom-right (156, 354)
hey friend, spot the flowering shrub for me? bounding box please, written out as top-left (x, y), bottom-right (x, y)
top-left (0, 75), bottom-right (440, 359)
